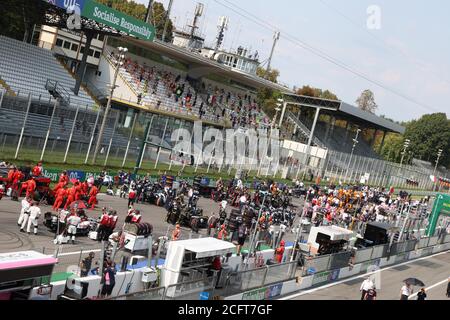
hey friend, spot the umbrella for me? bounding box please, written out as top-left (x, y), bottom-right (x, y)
top-left (404, 278), bottom-right (425, 287)
top-left (69, 200), bottom-right (87, 211)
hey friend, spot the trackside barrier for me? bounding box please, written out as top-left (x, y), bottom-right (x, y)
top-left (106, 286), bottom-right (166, 300)
top-left (223, 262), bottom-right (298, 297)
top-left (165, 276), bottom-right (217, 300)
top-left (298, 234), bottom-right (450, 290)
top-left (370, 244), bottom-right (388, 260)
top-left (428, 236), bottom-right (439, 247)
top-left (264, 261), bottom-right (297, 286)
top-left (404, 240), bottom-right (417, 252)
top-left (328, 251), bottom-right (353, 270)
top-left (302, 255), bottom-right (330, 276)
top-left (224, 267), bottom-right (268, 296)
top-left (418, 237), bottom-right (430, 249)
top-left (354, 247), bottom-right (373, 264)
top-left (224, 233), bottom-right (450, 300)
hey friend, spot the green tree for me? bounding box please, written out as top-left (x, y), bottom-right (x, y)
top-left (256, 68), bottom-right (281, 117)
top-left (378, 133), bottom-right (405, 163)
top-left (0, 0), bottom-right (48, 42)
top-left (96, 0), bottom-right (173, 42)
top-left (356, 89), bottom-right (378, 114)
top-left (375, 113), bottom-right (450, 168)
top-left (296, 85), bottom-right (339, 100)
top-left (256, 67), bottom-right (280, 83)
top-left (404, 113), bottom-right (450, 167)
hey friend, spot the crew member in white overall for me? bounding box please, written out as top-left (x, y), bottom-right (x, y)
top-left (58, 209), bottom-right (69, 236)
top-left (18, 196), bottom-right (32, 229)
top-left (26, 202), bottom-right (41, 235)
top-left (66, 212), bottom-right (82, 244)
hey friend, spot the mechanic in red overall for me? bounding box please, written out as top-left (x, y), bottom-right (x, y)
top-left (12, 169), bottom-right (24, 200)
top-left (53, 187), bottom-right (67, 211)
top-left (63, 186), bottom-right (77, 210)
top-left (19, 180), bottom-right (29, 198)
top-left (217, 225), bottom-right (227, 240)
top-left (32, 162), bottom-right (43, 177)
top-left (75, 182), bottom-right (84, 201)
top-left (128, 189), bottom-right (137, 207)
top-left (7, 167), bottom-right (16, 190)
top-left (53, 171), bottom-right (69, 193)
top-left (171, 224), bottom-right (181, 241)
top-left (97, 210), bottom-right (111, 242)
top-left (88, 185), bottom-right (98, 209)
top-left (25, 178), bottom-right (36, 198)
top-left (275, 240), bottom-right (286, 263)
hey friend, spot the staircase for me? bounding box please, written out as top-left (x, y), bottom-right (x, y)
top-left (55, 56), bottom-right (104, 107)
top-left (286, 110), bottom-right (326, 148)
top-left (45, 79), bottom-right (71, 106)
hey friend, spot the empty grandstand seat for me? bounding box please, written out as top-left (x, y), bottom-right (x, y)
top-left (0, 36), bottom-right (95, 107)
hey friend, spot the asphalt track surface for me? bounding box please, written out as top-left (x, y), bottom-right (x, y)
top-left (281, 250), bottom-right (450, 300)
top-left (0, 193), bottom-right (301, 273)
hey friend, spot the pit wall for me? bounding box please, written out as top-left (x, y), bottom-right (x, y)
top-left (28, 246), bottom-right (294, 300)
top-left (29, 240), bottom-right (449, 301)
top-left (223, 241), bottom-right (450, 300)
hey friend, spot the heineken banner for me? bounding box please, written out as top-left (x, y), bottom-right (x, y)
top-left (42, 169), bottom-right (61, 182)
top-left (82, 0), bottom-right (155, 41)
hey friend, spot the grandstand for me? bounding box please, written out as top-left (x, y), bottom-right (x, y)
top-left (95, 44), bottom-right (272, 130)
top-left (0, 36), bottom-right (95, 107)
top-left (282, 94), bottom-right (405, 158)
top-left (0, 7), bottom-right (444, 190)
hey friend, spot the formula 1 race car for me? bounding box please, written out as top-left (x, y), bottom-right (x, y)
top-left (43, 211), bottom-right (97, 236)
top-left (34, 177), bottom-right (55, 204)
top-left (0, 167), bottom-right (55, 203)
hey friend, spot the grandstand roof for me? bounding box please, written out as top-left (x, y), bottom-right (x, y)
top-left (282, 93), bottom-right (405, 134)
top-left (124, 37), bottom-right (292, 94)
top-left (338, 102), bottom-right (405, 134)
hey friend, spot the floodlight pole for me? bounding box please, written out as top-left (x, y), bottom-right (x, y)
top-left (278, 101), bottom-right (288, 128)
top-left (302, 107), bottom-right (321, 180)
top-left (162, 0), bottom-right (174, 42)
top-left (432, 149), bottom-right (443, 191)
top-left (344, 129), bottom-right (361, 183)
top-left (134, 120), bottom-right (152, 175)
top-left (92, 47), bottom-right (127, 164)
top-left (145, 0), bottom-right (154, 25)
top-left (266, 31), bottom-right (280, 74)
top-left (122, 112), bottom-right (138, 168)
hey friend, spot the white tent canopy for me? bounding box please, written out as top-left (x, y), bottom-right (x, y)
top-left (175, 237), bottom-right (236, 259)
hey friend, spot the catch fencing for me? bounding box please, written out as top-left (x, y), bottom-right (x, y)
top-left (222, 261), bottom-right (297, 297)
top-left (301, 233), bottom-right (449, 277)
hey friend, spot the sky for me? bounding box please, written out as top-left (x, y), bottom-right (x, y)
top-left (134, 0), bottom-right (450, 122)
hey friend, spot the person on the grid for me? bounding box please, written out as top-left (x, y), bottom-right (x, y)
top-left (25, 202), bottom-right (41, 235)
top-left (18, 196), bottom-right (32, 227)
top-left (66, 212), bottom-right (82, 244)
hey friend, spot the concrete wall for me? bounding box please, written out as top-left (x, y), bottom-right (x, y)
top-left (87, 55), bottom-right (137, 103)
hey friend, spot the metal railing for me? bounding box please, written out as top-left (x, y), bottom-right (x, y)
top-left (165, 276), bottom-right (217, 300)
top-left (301, 232), bottom-right (450, 277)
top-left (223, 261), bottom-right (298, 296)
top-left (45, 79), bottom-right (71, 105)
top-left (106, 286), bottom-right (166, 300)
